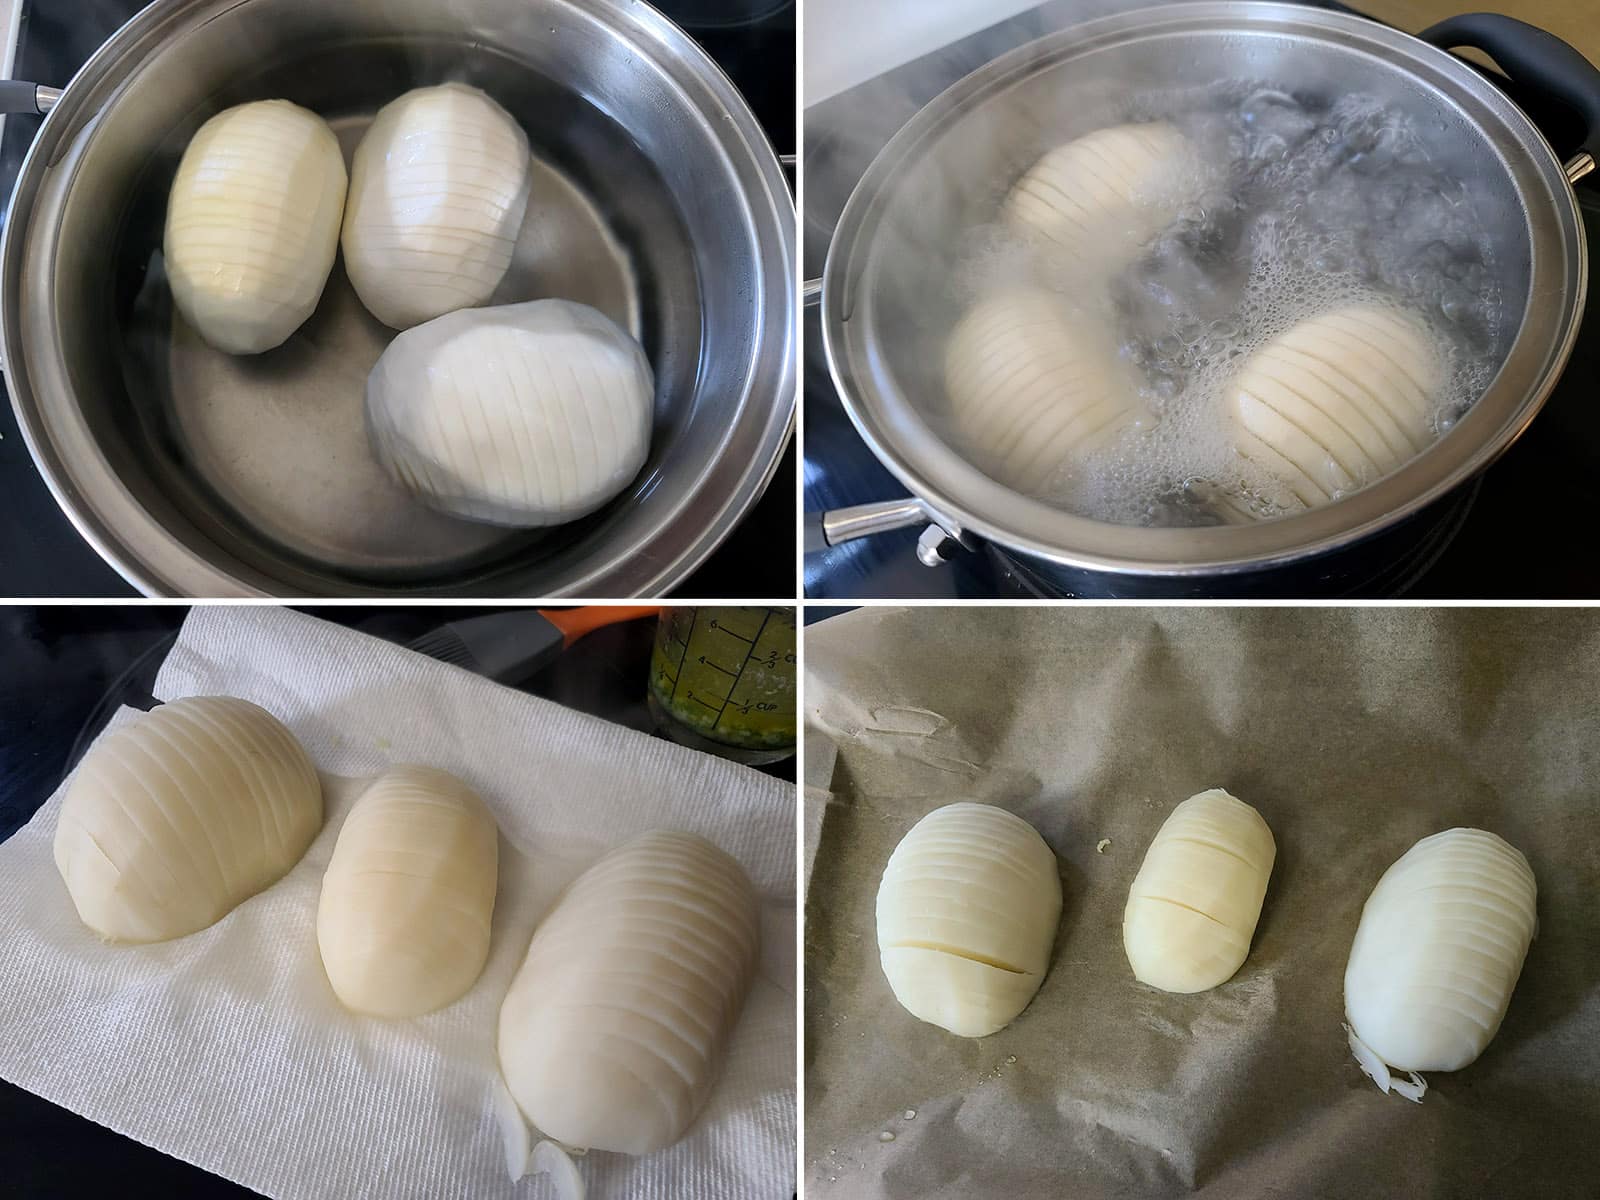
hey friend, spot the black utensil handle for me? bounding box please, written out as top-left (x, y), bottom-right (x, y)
top-left (0, 80), bottom-right (47, 114)
top-left (1421, 13), bottom-right (1600, 161)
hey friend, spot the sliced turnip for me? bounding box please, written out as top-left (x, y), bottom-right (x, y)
top-left (164, 99), bottom-right (347, 354)
top-left (342, 83), bottom-right (532, 329)
top-left (366, 299), bottom-right (654, 527)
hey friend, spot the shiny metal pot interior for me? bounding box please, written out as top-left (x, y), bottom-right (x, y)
top-left (3, 0), bottom-right (794, 596)
top-left (817, 2), bottom-right (1593, 591)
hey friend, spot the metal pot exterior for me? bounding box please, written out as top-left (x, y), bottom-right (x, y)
top-left (820, 2), bottom-right (1588, 586)
top-left (2, 0), bottom-right (795, 597)
top-left (992, 484), bottom-right (1478, 598)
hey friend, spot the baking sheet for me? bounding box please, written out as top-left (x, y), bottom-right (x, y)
top-left (803, 605), bottom-right (1600, 1199)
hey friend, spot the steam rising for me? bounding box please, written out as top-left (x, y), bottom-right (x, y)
top-left (807, 4), bottom-right (1514, 528)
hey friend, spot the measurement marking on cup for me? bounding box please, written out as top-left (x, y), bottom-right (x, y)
top-left (714, 610), bottom-right (772, 732)
top-left (668, 609), bottom-right (699, 703)
top-left (713, 624), bottom-right (757, 646)
top-left (649, 609), bottom-right (796, 756)
top-left (658, 631), bottom-right (690, 690)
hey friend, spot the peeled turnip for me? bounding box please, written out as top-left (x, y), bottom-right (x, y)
top-left (1123, 788), bottom-right (1276, 994)
top-left (1227, 304), bottom-right (1442, 508)
top-left (316, 765), bottom-right (498, 1018)
top-left (944, 288), bottom-right (1136, 494)
top-left (164, 100), bottom-right (347, 354)
top-left (497, 831), bottom-right (760, 1156)
top-left (1344, 828), bottom-right (1537, 1099)
top-left (365, 298), bottom-right (654, 527)
top-left (876, 803), bottom-right (1061, 1037)
top-left (341, 83), bottom-right (532, 329)
top-left (1005, 122), bottom-right (1200, 273)
top-left (54, 696), bottom-right (323, 943)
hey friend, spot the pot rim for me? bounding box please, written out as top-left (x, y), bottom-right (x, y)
top-left (821, 0), bottom-right (1587, 578)
top-left (1, 0), bottom-right (796, 597)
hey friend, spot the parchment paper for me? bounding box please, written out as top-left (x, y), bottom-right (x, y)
top-left (0, 607), bottom-right (795, 1200)
top-left (803, 605), bottom-right (1600, 1199)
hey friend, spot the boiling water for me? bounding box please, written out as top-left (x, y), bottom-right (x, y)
top-left (951, 82), bottom-right (1509, 525)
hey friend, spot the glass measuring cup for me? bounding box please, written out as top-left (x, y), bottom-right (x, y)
top-left (647, 607), bottom-right (797, 764)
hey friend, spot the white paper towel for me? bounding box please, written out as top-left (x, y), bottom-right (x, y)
top-left (0, 607), bottom-right (796, 1200)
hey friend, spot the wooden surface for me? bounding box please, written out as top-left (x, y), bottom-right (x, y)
top-left (1354, 0), bottom-right (1598, 63)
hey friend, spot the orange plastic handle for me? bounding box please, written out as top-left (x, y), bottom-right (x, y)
top-left (538, 605), bottom-right (660, 647)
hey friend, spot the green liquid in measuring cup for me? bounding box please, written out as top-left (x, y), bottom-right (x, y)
top-left (649, 607), bottom-right (797, 752)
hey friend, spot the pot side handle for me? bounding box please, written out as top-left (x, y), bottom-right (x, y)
top-left (0, 80), bottom-right (59, 115)
top-left (1420, 13), bottom-right (1600, 179)
top-left (805, 499), bottom-right (973, 566)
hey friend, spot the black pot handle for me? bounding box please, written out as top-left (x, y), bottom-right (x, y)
top-left (0, 80), bottom-right (60, 115)
top-left (1420, 13), bottom-right (1600, 164)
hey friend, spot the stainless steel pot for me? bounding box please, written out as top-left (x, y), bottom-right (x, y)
top-left (2, 0), bottom-right (794, 597)
top-left (807, 3), bottom-right (1600, 596)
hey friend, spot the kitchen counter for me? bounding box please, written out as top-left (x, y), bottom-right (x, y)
top-left (806, 0), bottom-right (1598, 106)
top-left (1358, 1), bottom-right (1596, 64)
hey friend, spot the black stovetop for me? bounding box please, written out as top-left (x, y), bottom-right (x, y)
top-left (802, 0), bottom-right (1600, 599)
top-left (0, 0), bottom-right (795, 599)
